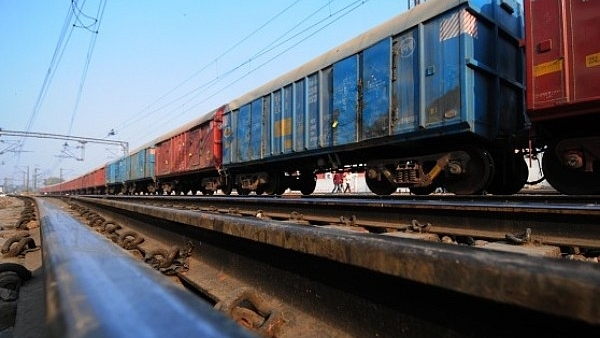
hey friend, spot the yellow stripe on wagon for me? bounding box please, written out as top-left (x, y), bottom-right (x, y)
top-left (534, 59), bottom-right (563, 77)
top-left (586, 52), bottom-right (600, 68)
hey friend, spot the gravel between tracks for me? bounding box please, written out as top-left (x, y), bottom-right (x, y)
top-left (0, 196), bottom-right (43, 338)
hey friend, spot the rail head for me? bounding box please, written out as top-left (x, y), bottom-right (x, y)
top-left (36, 197), bottom-right (256, 338)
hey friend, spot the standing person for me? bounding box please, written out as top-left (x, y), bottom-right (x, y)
top-left (343, 171), bottom-right (352, 193)
top-left (332, 171), bottom-right (343, 193)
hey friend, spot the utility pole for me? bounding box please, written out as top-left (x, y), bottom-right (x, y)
top-left (15, 166), bottom-right (30, 193)
top-left (33, 167), bottom-right (40, 191)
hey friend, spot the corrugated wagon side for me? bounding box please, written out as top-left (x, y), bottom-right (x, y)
top-left (525, 0), bottom-right (600, 194)
top-left (154, 106), bottom-right (227, 195)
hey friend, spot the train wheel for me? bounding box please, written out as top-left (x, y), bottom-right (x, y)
top-left (262, 172), bottom-right (280, 195)
top-left (542, 144), bottom-right (600, 195)
top-left (236, 187), bottom-right (251, 195)
top-left (444, 147), bottom-right (494, 195)
top-left (409, 185), bottom-right (437, 195)
top-left (299, 173), bottom-right (316, 195)
top-left (221, 181), bottom-right (233, 195)
top-left (486, 153), bottom-right (528, 195)
top-left (365, 169), bottom-right (397, 195)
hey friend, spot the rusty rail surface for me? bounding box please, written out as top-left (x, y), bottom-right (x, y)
top-left (36, 198), bottom-right (257, 338)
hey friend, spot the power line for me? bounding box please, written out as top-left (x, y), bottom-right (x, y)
top-left (125, 0), bottom-right (373, 145)
top-left (67, 0), bottom-right (108, 135)
top-left (110, 1), bottom-right (302, 136)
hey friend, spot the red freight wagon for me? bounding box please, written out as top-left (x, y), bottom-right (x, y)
top-left (526, 0), bottom-right (600, 115)
top-left (82, 166), bottom-right (106, 194)
top-left (154, 106), bottom-right (224, 194)
top-left (526, 0), bottom-right (600, 194)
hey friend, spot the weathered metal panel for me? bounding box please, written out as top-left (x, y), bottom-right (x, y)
top-left (392, 28), bottom-right (419, 134)
top-left (271, 90), bottom-right (283, 154)
top-left (261, 96), bottom-right (271, 158)
top-left (361, 39), bottom-right (391, 140)
top-left (222, 110), bottom-right (234, 165)
top-left (106, 161), bottom-right (117, 184)
top-left (332, 56), bottom-right (359, 146)
top-left (306, 73), bottom-right (320, 150)
top-left (171, 133), bottom-right (187, 174)
top-left (93, 167), bottom-right (106, 187)
top-left (282, 85), bottom-right (294, 153)
top-left (423, 11), bottom-right (462, 127)
top-left (526, 0), bottom-right (600, 115)
top-left (155, 139), bottom-right (172, 176)
top-left (113, 156), bottom-right (129, 183)
top-left (146, 148), bottom-right (155, 179)
top-left (293, 79), bottom-right (306, 151)
top-left (186, 126), bottom-right (203, 170)
top-left (198, 125), bottom-right (215, 170)
top-left (237, 105), bottom-right (251, 163)
top-left (250, 98), bottom-right (263, 160)
top-left (320, 67), bottom-right (333, 148)
top-left (129, 149), bottom-right (147, 181)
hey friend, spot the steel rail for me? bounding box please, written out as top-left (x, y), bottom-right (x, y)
top-left (84, 194), bottom-right (600, 249)
top-left (71, 195), bottom-right (600, 326)
top-left (36, 197), bottom-right (257, 338)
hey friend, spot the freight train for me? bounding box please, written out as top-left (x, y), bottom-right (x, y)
top-left (39, 0), bottom-right (600, 196)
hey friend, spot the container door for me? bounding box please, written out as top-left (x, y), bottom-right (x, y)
top-left (222, 112), bottom-right (234, 165)
top-left (155, 140), bottom-right (171, 176)
top-left (198, 125), bottom-right (214, 169)
top-left (272, 90), bottom-right (283, 154)
top-left (261, 96), bottom-right (271, 157)
top-left (282, 85), bottom-right (294, 153)
top-left (392, 29), bottom-right (419, 134)
top-left (294, 79), bottom-right (306, 151)
top-left (320, 67), bottom-right (334, 148)
top-left (332, 55), bottom-right (359, 145)
top-left (172, 133), bottom-right (187, 173)
top-left (527, 0), bottom-right (565, 109)
top-left (147, 148), bottom-right (155, 178)
top-left (306, 73), bottom-right (320, 150)
top-left (187, 127), bottom-right (202, 170)
top-left (237, 105), bottom-right (251, 162)
top-left (361, 39), bottom-right (391, 140)
top-left (250, 98), bottom-right (263, 160)
top-left (423, 10), bottom-right (461, 126)
top-left (130, 151), bottom-right (145, 180)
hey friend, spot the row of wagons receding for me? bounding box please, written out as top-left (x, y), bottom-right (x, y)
top-left (43, 0), bottom-right (587, 196)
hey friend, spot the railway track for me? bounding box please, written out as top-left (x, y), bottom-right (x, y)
top-left (3, 195), bottom-right (600, 337)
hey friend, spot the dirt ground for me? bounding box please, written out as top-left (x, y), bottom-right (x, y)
top-left (0, 196), bottom-right (44, 338)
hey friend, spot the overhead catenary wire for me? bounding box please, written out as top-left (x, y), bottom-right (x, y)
top-left (108, 0), bottom-right (302, 137)
top-left (67, 0), bottom-right (108, 136)
top-left (125, 0), bottom-right (372, 146)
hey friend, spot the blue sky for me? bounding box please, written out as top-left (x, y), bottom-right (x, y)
top-left (0, 0), bottom-right (408, 190)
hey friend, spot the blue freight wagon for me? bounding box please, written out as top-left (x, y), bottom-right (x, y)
top-left (222, 0), bottom-right (527, 195)
top-left (127, 146), bottom-right (156, 194)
